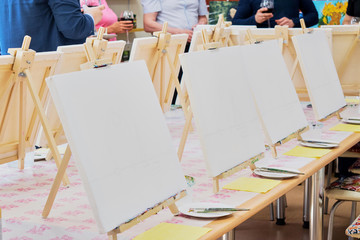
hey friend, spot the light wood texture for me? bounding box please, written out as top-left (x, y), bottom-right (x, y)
top-left (129, 24), bottom-right (187, 113)
top-left (320, 25), bottom-right (360, 96)
top-left (0, 37), bottom-right (62, 170)
top-left (46, 61), bottom-right (187, 234)
top-left (292, 31), bottom-right (346, 121)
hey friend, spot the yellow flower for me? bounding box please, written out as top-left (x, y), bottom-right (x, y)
top-left (334, 2), bottom-right (343, 13)
top-left (341, 2), bottom-right (348, 13)
top-left (322, 3), bottom-right (332, 16)
top-left (323, 16), bottom-right (328, 24)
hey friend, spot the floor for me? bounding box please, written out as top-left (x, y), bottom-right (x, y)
top-left (232, 183), bottom-right (356, 240)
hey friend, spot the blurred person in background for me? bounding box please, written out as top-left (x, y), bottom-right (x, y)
top-left (0, 0), bottom-right (104, 55)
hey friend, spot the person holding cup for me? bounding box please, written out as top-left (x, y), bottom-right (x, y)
top-left (232, 0), bottom-right (318, 28)
top-left (343, 0), bottom-right (360, 25)
top-left (80, 0), bottom-right (134, 36)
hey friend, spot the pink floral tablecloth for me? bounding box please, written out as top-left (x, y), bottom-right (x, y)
top-left (0, 103), bottom-right (357, 239)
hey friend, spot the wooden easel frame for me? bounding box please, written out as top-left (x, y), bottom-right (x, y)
top-left (0, 36), bottom-right (70, 185)
top-left (42, 29), bottom-right (186, 239)
top-left (178, 19), bottom-right (236, 161)
top-left (41, 28), bottom-right (125, 161)
top-left (42, 27), bottom-right (116, 219)
top-left (200, 14), bottom-right (233, 50)
top-left (321, 25), bottom-right (360, 96)
top-left (107, 191), bottom-right (186, 240)
top-left (245, 19), bottom-right (333, 101)
top-left (292, 23), bottom-right (346, 122)
top-left (212, 153), bottom-right (264, 193)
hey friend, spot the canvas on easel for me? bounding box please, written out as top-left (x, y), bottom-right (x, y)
top-left (245, 26), bottom-right (332, 101)
top-left (239, 40), bottom-right (309, 157)
top-left (38, 38), bottom-right (126, 152)
top-left (45, 61), bottom-right (187, 238)
top-left (180, 46), bottom-right (266, 193)
top-left (129, 23), bottom-right (187, 113)
top-left (292, 30), bottom-right (346, 121)
top-left (0, 36), bottom-right (70, 184)
top-left (320, 25), bottom-right (360, 96)
top-left (41, 29), bottom-right (128, 217)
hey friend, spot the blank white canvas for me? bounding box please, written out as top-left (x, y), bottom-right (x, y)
top-left (292, 31), bottom-right (346, 120)
top-left (240, 40), bottom-right (308, 144)
top-left (180, 47), bottom-right (265, 177)
top-left (46, 61), bottom-right (186, 234)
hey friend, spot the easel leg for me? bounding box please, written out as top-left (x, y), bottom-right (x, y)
top-left (0, 82), bottom-right (16, 143)
top-left (168, 203), bottom-right (180, 215)
top-left (270, 145), bottom-right (278, 158)
top-left (213, 178), bottom-right (220, 193)
top-left (42, 145), bottom-right (72, 218)
top-left (150, 51), bottom-right (161, 82)
top-left (107, 229), bottom-right (119, 240)
top-left (290, 58), bottom-right (299, 80)
top-left (160, 53), bottom-right (165, 110)
top-left (337, 38), bottom-right (358, 79)
top-left (18, 80), bottom-right (26, 169)
top-left (177, 110), bottom-right (193, 161)
top-left (164, 52), bottom-right (193, 131)
top-left (24, 69), bottom-right (69, 185)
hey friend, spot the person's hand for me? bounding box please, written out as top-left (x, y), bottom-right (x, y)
top-left (107, 21), bottom-right (133, 34)
top-left (183, 29), bottom-right (193, 42)
top-left (255, 8), bottom-right (273, 24)
top-left (83, 5), bottom-right (105, 25)
top-left (275, 17), bottom-right (294, 27)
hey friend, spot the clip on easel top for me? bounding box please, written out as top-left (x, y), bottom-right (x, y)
top-left (81, 27), bottom-right (112, 70)
top-left (152, 22), bottom-right (172, 52)
top-left (300, 18), bottom-right (312, 34)
top-left (8, 35), bottom-right (35, 75)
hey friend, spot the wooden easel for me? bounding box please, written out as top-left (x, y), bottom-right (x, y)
top-left (42, 28), bottom-right (125, 161)
top-left (42, 27), bottom-right (120, 218)
top-left (200, 14), bottom-right (233, 50)
top-left (268, 127), bottom-right (308, 159)
top-left (245, 22), bottom-right (311, 159)
top-left (321, 25), bottom-right (360, 96)
top-left (212, 153), bottom-right (264, 193)
top-left (107, 191), bottom-right (186, 240)
top-left (177, 19), bottom-right (234, 161)
top-left (0, 36), bottom-right (70, 185)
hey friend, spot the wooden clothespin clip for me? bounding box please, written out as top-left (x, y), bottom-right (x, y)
top-left (8, 35), bottom-right (35, 76)
top-left (300, 18), bottom-right (312, 34)
top-left (81, 27), bottom-right (112, 70)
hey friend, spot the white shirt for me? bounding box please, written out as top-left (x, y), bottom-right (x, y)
top-left (141, 0), bottom-right (208, 30)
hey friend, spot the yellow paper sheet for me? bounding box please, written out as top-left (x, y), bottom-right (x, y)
top-left (345, 98), bottom-right (360, 104)
top-left (283, 146), bottom-right (331, 158)
top-left (223, 177), bottom-right (281, 193)
top-left (330, 124), bottom-right (360, 133)
top-left (133, 223), bottom-right (212, 240)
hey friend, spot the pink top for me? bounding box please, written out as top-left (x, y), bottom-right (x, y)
top-left (80, 0), bottom-right (118, 30)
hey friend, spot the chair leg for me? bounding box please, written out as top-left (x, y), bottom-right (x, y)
top-left (349, 202), bottom-right (357, 240)
top-left (303, 178), bottom-right (311, 228)
top-left (324, 162), bottom-right (333, 214)
top-left (276, 195), bottom-right (286, 225)
top-left (328, 200), bottom-right (344, 240)
top-left (269, 202), bottom-right (274, 221)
